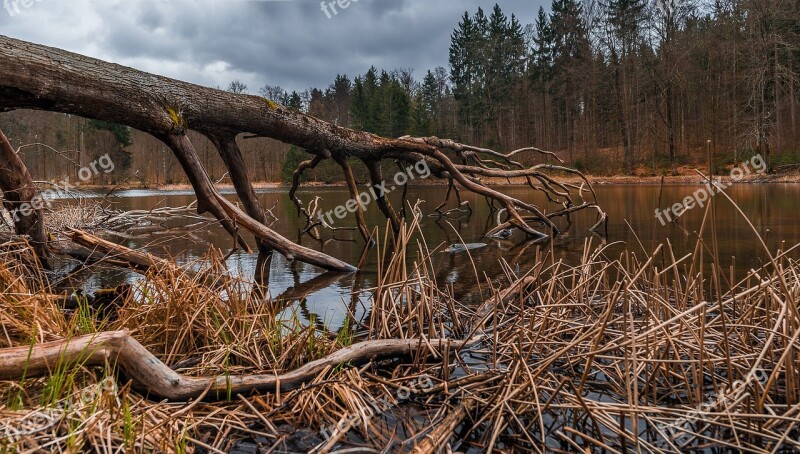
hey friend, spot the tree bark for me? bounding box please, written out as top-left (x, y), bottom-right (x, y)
top-left (158, 132), bottom-right (251, 251)
top-left (209, 134), bottom-right (274, 255)
top-left (0, 128), bottom-right (48, 259)
top-left (0, 35), bottom-right (422, 164)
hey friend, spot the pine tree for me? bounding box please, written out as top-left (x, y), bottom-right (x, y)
top-left (421, 71), bottom-right (440, 119)
top-left (331, 74), bottom-right (352, 126)
top-left (450, 5), bottom-right (524, 143)
top-left (364, 67), bottom-right (381, 134)
top-left (531, 6), bottom-right (554, 83)
top-left (410, 92), bottom-right (433, 136)
top-left (286, 91), bottom-right (303, 111)
top-left (377, 71), bottom-right (410, 138)
top-left (348, 68), bottom-right (410, 137)
top-left (350, 77), bottom-right (368, 130)
top-left (549, 0), bottom-right (591, 158)
top-left (450, 11), bottom-right (481, 131)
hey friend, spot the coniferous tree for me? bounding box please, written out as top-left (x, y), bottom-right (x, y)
top-left (450, 11), bottom-right (481, 135)
top-left (331, 74), bottom-right (352, 126)
top-left (450, 5), bottom-right (525, 145)
top-left (530, 7), bottom-right (555, 84)
top-left (7, 1), bottom-right (800, 185)
top-left (350, 77), bottom-right (368, 131)
top-left (410, 92), bottom-right (434, 136)
top-left (286, 91), bottom-right (303, 111)
top-left (421, 71), bottom-right (441, 120)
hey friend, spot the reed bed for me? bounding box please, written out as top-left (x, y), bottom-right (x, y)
top-left (465, 238), bottom-right (800, 453)
top-left (0, 214), bottom-right (799, 453)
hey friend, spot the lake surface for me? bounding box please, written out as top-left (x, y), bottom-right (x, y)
top-left (76, 184), bottom-right (800, 329)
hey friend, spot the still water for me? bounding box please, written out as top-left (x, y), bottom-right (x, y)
top-left (78, 184), bottom-right (800, 328)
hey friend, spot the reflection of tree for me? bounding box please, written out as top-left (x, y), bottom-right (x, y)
top-left (276, 271), bottom-right (348, 304)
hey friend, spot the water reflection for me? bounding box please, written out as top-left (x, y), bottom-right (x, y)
top-left (79, 184), bottom-right (800, 326)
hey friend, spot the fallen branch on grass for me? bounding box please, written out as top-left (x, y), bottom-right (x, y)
top-left (0, 330), bottom-right (480, 401)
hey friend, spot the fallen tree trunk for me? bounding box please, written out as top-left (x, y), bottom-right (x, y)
top-left (0, 35), bottom-right (605, 271)
top-left (64, 228), bottom-right (174, 273)
top-left (62, 229), bottom-right (286, 291)
top-left (0, 330), bottom-right (478, 401)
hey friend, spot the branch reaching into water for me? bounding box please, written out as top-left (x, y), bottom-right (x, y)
top-left (0, 35), bottom-right (606, 272)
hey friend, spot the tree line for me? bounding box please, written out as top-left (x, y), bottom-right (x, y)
top-left (1, 0), bottom-right (798, 185)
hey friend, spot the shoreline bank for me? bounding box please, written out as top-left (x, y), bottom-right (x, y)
top-left (76, 169), bottom-right (800, 191)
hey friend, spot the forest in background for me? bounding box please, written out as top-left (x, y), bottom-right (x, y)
top-left (1, 0), bottom-right (798, 186)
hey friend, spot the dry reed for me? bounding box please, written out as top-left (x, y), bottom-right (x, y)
top-left (0, 208), bottom-right (798, 453)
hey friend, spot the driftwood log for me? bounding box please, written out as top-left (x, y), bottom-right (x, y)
top-left (0, 35), bottom-right (605, 273)
top-left (63, 228), bottom-right (174, 274)
top-left (0, 331), bottom-right (478, 401)
top-left (61, 228), bottom-right (262, 291)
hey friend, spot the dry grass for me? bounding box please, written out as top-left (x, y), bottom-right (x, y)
top-left (0, 208), bottom-right (799, 452)
top-left (464, 237), bottom-right (800, 453)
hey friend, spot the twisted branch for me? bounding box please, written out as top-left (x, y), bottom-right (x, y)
top-left (0, 331), bottom-right (479, 401)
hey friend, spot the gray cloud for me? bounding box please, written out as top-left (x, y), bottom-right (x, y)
top-left (1, 0), bottom-right (545, 93)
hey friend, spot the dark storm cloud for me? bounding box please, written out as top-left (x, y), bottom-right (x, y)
top-left (1, 0), bottom-right (545, 93)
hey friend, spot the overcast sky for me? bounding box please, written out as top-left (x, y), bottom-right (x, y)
top-left (0, 0), bottom-right (546, 94)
